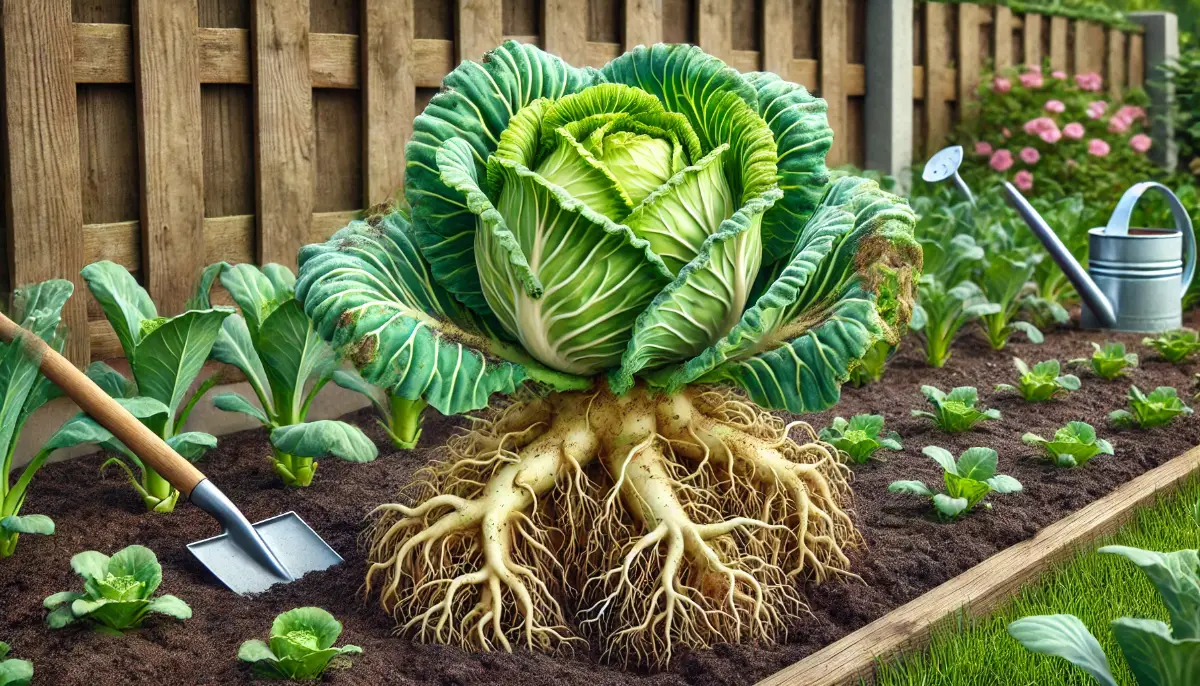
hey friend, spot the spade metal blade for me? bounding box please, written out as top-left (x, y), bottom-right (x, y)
top-left (187, 511), bottom-right (343, 595)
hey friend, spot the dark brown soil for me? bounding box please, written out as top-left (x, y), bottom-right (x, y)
top-left (4, 318), bottom-right (1200, 686)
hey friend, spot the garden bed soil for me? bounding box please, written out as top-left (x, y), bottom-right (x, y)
top-left (4, 316), bottom-right (1200, 686)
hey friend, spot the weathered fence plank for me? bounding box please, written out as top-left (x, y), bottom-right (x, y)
top-left (761, 0), bottom-right (793, 79)
top-left (1108, 28), bottom-right (1127, 96)
top-left (362, 0), bottom-right (413, 205)
top-left (820, 0), bottom-right (847, 165)
top-left (623, 0), bottom-right (662, 49)
top-left (1023, 13), bottom-right (1042, 67)
top-left (957, 4), bottom-right (983, 108)
top-left (457, 0), bottom-right (502, 62)
top-left (923, 2), bottom-right (950, 157)
top-left (994, 6), bottom-right (1012, 70)
top-left (1049, 15), bottom-right (1068, 71)
top-left (698, 0), bottom-right (733, 62)
top-left (543, 0), bottom-right (588, 66)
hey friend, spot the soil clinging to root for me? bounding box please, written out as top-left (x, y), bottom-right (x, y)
top-left (3, 317), bottom-right (1200, 685)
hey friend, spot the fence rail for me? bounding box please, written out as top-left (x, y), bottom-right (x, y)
top-left (1, 1), bottom-right (1153, 365)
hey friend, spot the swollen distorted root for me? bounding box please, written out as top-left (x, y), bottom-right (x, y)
top-left (364, 385), bottom-right (859, 667)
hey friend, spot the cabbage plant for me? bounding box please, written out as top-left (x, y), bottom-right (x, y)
top-left (1070, 341), bottom-right (1138, 381)
top-left (1143, 329), bottom-right (1200, 364)
top-left (44, 545), bottom-right (191, 634)
top-left (296, 41), bottom-right (920, 665)
top-left (0, 642), bottom-right (31, 686)
top-left (201, 263), bottom-right (377, 486)
top-left (238, 607), bottom-right (361, 680)
top-left (81, 262), bottom-right (231, 511)
top-left (1110, 386), bottom-right (1194, 429)
top-left (1023, 421), bottom-right (1113, 467)
top-left (994, 358), bottom-right (1080, 402)
top-left (331, 368), bottom-right (426, 449)
top-left (819, 414), bottom-right (902, 463)
top-left (889, 446), bottom-right (1022, 519)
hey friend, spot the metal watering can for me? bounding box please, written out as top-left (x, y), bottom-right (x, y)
top-left (923, 146), bottom-right (1196, 333)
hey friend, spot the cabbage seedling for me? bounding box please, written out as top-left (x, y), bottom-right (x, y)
top-left (977, 255), bottom-right (1044, 350)
top-left (1109, 385), bottom-right (1193, 429)
top-left (238, 607), bottom-right (362, 680)
top-left (1010, 545), bottom-right (1200, 686)
top-left (332, 368), bottom-right (427, 449)
top-left (818, 414), bottom-right (902, 463)
top-left (846, 340), bottom-right (893, 387)
top-left (0, 280), bottom-right (113, 557)
top-left (295, 42), bottom-right (921, 664)
top-left (1022, 421), bottom-right (1114, 467)
top-left (44, 545), bottom-right (191, 634)
top-left (889, 446), bottom-right (1022, 519)
top-left (909, 276), bottom-right (1000, 368)
top-left (0, 642), bottom-right (32, 686)
top-left (1143, 328), bottom-right (1200, 363)
top-left (995, 358), bottom-right (1080, 402)
top-left (1069, 341), bottom-right (1137, 381)
top-left (202, 263), bottom-right (377, 486)
top-left (912, 386), bottom-right (1001, 433)
top-left (80, 262), bottom-right (231, 512)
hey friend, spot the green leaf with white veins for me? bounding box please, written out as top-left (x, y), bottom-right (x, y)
top-left (1112, 618), bottom-right (1200, 686)
top-left (256, 299), bottom-right (336, 421)
top-left (213, 393), bottom-right (269, 425)
top-left (0, 514), bottom-right (54, 535)
top-left (166, 432), bottom-right (217, 463)
top-left (1099, 546), bottom-right (1200, 640)
top-left (296, 211), bottom-right (585, 417)
top-left (85, 361), bottom-right (136, 399)
top-left (131, 308), bottom-right (232, 418)
top-left (210, 314), bottom-right (272, 412)
top-left (270, 421), bottom-right (377, 463)
top-left (406, 41), bottom-right (602, 316)
top-left (650, 176), bottom-right (920, 413)
top-left (220, 262), bottom-right (290, 338)
top-left (80, 261), bottom-right (157, 361)
top-left (1008, 615), bottom-right (1117, 686)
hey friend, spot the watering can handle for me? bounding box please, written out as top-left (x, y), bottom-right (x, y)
top-left (1106, 182), bottom-right (1196, 297)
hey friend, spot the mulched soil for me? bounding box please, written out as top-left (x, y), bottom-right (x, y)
top-left (4, 315), bottom-right (1200, 686)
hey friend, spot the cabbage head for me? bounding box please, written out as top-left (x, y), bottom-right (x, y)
top-left (296, 42), bottom-right (921, 415)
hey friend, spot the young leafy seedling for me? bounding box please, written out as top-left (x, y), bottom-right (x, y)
top-left (1022, 421), bottom-right (1114, 467)
top-left (44, 545), bottom-right (191, 634)
top-left (81, 262), bottom-right (231, 512)
top-left (1142, 328), bottom-right (1200, 363)
top-left (1010, 546), bottom-right (1200, 686)
top-left (238, 607), bottom-right (362, 680)
top-left (888, 446), bottom-right (1022, 519)
top-left (0, 642), bottom-right (32, 686)
top-left (0, 280), bottom-right (110, 558)
top-left (332, 369), bottom-right (428, 449)
top-left (1109, 385), bottom-right (1193, 429)
top-left (912, 386), bottom-right (1001, 433)
top-left (977, 255), bottom-right (1045, 350)
top-left (818, 415), bottom-right (902, 464)
top-left (909, 276), bottom-right (1001, 368)
top-left (202, 263), bottom-right (378, 486)
top-left (1069, 341), bottom-right (1138, 381)
top-left (995, 358), bottom-right (1080, 402)
top-left (846, 341), bottom-right (893, 388)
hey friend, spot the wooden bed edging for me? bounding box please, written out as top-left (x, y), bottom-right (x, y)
top-left (757, 444), bottom-right (1200, 686)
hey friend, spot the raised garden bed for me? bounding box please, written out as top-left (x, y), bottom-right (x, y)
top-left (3, 317), bottom-right (1200, 686)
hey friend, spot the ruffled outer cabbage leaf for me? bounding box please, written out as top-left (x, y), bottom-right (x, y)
top-left (296, 40), bottom-right (920, 417)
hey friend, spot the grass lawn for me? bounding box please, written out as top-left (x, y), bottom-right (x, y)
top-left (871, 474), bottom-right (1200, 686)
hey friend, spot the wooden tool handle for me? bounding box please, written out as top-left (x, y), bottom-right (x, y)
top-left (0, 311), bottom-right (207, 496)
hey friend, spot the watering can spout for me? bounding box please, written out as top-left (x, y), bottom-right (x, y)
top-left (1002, 183), bottom-right (1119, 328)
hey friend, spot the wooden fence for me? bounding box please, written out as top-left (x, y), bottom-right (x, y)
top-left (1, 1), bottom-right (1148, 366)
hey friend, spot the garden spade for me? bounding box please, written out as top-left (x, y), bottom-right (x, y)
top-left (0, 311), bottom-right (343, 595)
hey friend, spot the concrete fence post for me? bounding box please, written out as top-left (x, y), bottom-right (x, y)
top-left (1128, 12), bottom-right (1179, 170)
top-left (864, 0), bottom-right (914, 190)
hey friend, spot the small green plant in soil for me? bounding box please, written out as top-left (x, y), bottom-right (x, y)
top-left (44, 545), bottom-right (191, 634)
top-left (81, 261), bottom-right (231, 512)
top-left (1023, 421), bottom-right (1114, 467)
top-left (0, 280), bottom-right (109, 558)
top-left (0, 642), bottom-right (31, 686)
top-left (332, 369), bottom-right (428, 449)
top-left (909, 276), bottom-right (1001, 368)
top-left (995, 358), bottom-right (1080, 402)
top-left (203, 263), bottom-right (377, 486)
top-left (846, 340), bottom-right (893, 388)
top-left (1142, 329), bottom-right (1200, 364)
top-left (1071, 342), bottom-right (1138, 381)
top-left (888, 446), bottom-right (1022, 519)
top-left (1009, 545), bottom-right (1200, 686)
top-left (912, 386), bottom-right (1001, 433)
top-left (818, 414), bottom-right (902, 463)
top-left (1110, 386), bottom-right (1194, 429)
top-left (977, 255), bottom-right (1045, 350)
top-left (238, 607), bottom-right (362, 680)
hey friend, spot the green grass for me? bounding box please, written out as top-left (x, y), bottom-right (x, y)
top-left (871, 475), bottom-right (1200, 686)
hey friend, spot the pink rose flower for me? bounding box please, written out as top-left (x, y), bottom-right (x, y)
top-left (1044, 100), bottom-right (1066, 114)
top-left (1020, 71), bottom-right (1044, 89)
top-left (1023, 117), bottom-right (1062, 144)
top-left (1063, 122), bottom-right (1086, 140)
top-left (1052, 70), bottom-right (1068, 80)
top-left (992, 76), bottom-right (1012, 93)
top-left (1087, 101), bottom-right (1108, 120)
top-left (1088, 138), bottom-right (1111, 157)
top-left (1108, 115), bottom-right (1130, 134)
top-left (1014, 170), bottom-right (1034, 191)
top-left (989, 149), bottom-right (1015, 172)
top-left (1020, 147), bottom-right (1040, 165)
top-left (1130, 134), bottom-right (1153, 153)
top-left (974, 141), bottom-right (994, 156)
top-left (1117, 105), bottom-right (1147, 123)
top-left (1075, 72), bottom-right (1103, 92)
